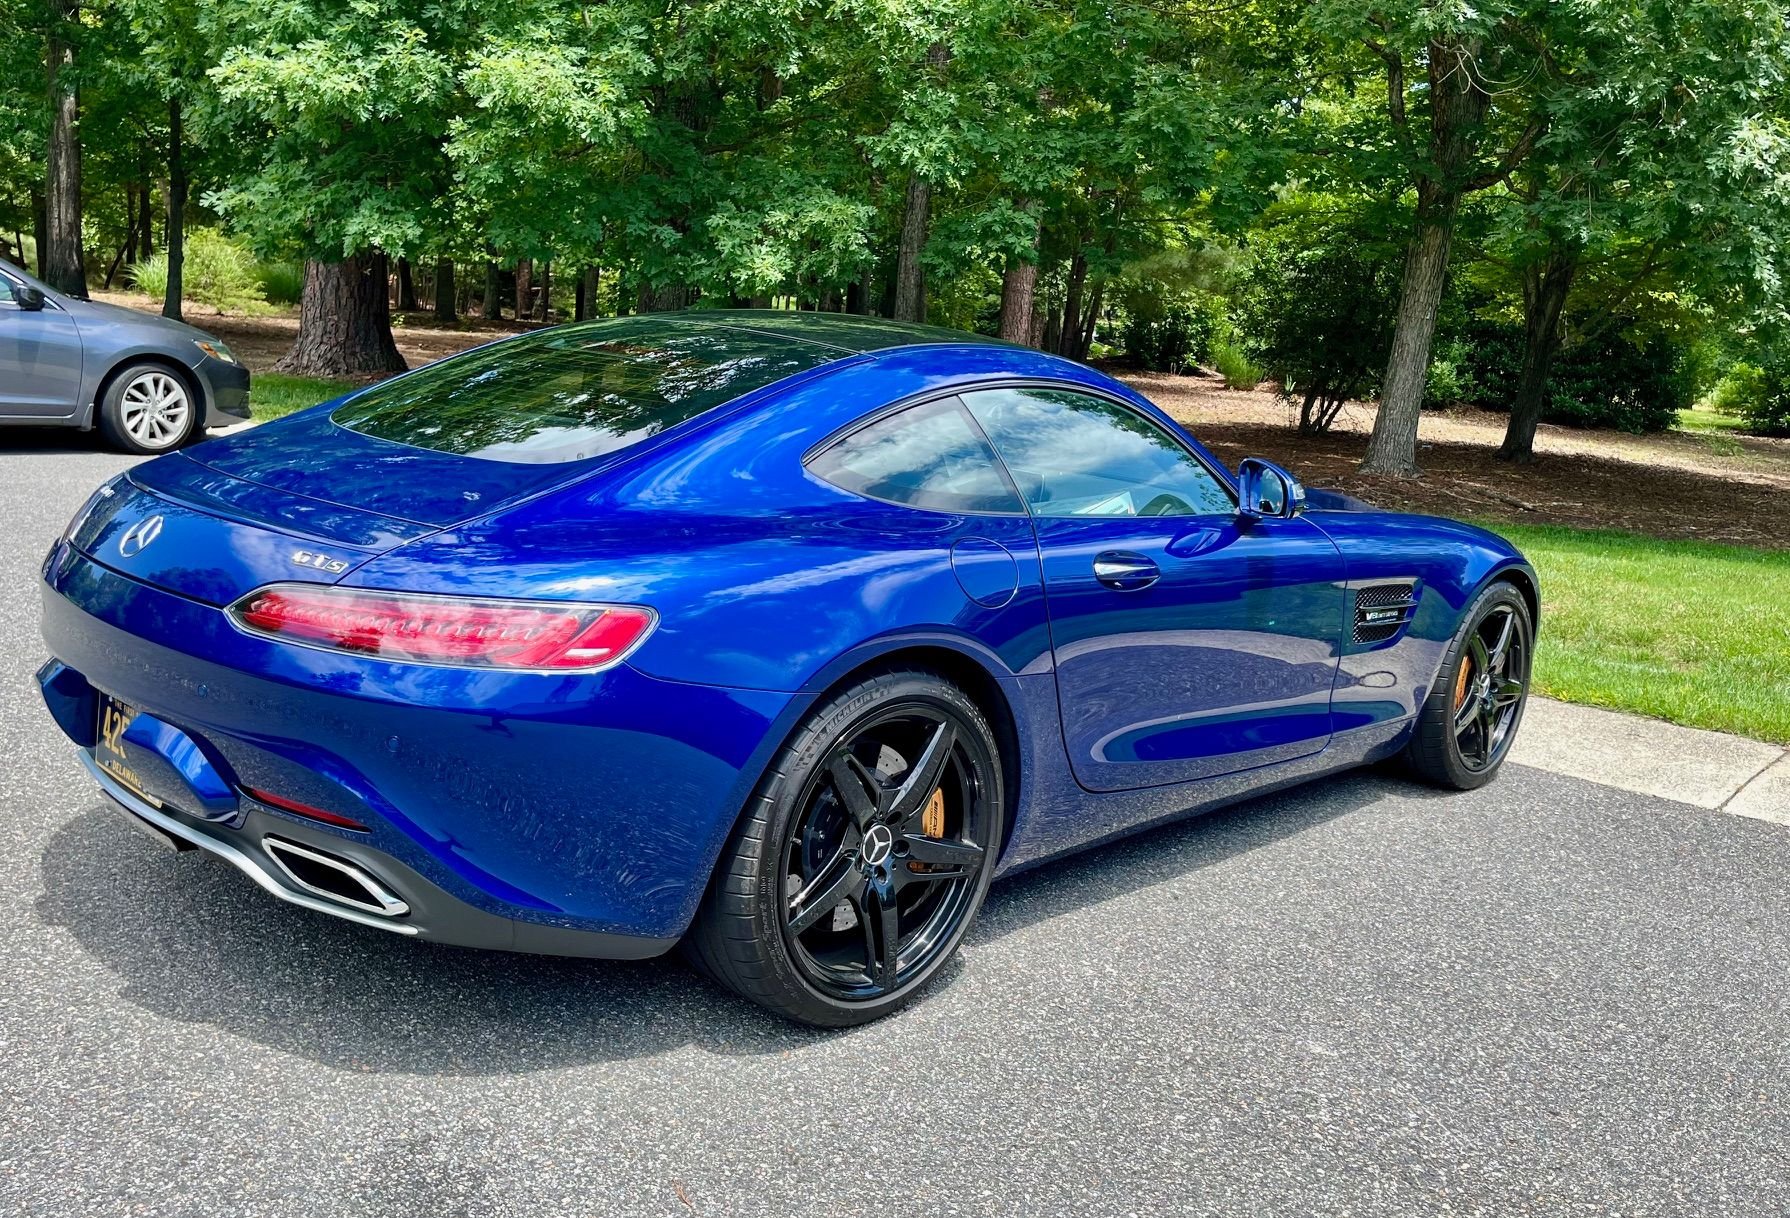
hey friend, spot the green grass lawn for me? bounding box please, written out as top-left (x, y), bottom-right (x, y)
top-left (250, 372), bottom-right (357, 421)
top-left (1482, 522), bottom-right (1790, 744)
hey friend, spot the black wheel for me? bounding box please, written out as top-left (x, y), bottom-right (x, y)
top-left (98, 363), bottom-right (198, 454)
top-left (687, 669), bottom-right (1003, 1027)
top-left (1404, 581), bottom-right (1533, 790)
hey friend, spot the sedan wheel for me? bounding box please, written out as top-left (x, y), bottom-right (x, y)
top-left (99, 364), bottom-right (197, 454)
top-left (1404, 581), bottom-right (1533, 789)
top-left (688, 670), bottom-right (1003, 1026)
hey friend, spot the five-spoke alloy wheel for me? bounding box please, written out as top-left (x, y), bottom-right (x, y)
top-left (1404, 580), bottom-right (1533, 789)
top-left (688, 670), bottom-right (1003, 1026)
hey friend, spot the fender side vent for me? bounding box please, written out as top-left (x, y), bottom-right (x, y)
top-left (1353, 582), bottom-right (1418, 644)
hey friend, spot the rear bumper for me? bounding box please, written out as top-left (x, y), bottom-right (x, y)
top-left (80, 750), bottom-right (674, 957)
top-left (39, 545), bottom-right (796, 950)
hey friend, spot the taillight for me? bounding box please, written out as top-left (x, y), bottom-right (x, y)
top-left (226, 584), bottom-right (656, 671)
top-left (246, 786), bottom-right (369, 832)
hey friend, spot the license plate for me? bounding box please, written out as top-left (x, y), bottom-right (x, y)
top-left (95, 692), bottom-right (162, 808)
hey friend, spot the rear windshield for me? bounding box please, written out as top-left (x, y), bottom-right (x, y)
top-left (332, 317), bottom-right (837, 464)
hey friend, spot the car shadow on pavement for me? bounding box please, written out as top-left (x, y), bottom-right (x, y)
top-left (35, 770), bottom-right (1428, 1074)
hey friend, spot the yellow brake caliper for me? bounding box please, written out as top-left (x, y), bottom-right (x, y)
top-left (910, 787), bottom-right (946, 872)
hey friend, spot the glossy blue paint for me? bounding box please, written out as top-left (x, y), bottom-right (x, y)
top-left (37, 312), bottom-right (1535, 957)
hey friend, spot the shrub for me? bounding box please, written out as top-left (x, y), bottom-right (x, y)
top-left (1741, 359), bottom-right (1790, 436)
top-left (1118, 289), bottom-right (1223, 373)
top-left (1453, 314), bottom-right (1687, 433)
top-left (1231, 217), bottom-right (1398, 432)
top-left (1706, 362), bottom-right (1766, 417)
top-left (128, 229), bottom-right (267, 313)
top-left (1211, 340), bottom-right (1262, 390)
top-left (257, 261), bottom-right (304, 306)
top-left (1423, 339), bottom-right (1479, 408)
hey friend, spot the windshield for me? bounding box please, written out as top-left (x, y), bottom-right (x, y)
top-left (332, 316), bottom-right (840, 464)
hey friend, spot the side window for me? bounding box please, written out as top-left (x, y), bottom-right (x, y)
top-left (962, 386), bottom-right (1234, 518)
top-left (0, 276), bottom-right (14, 304)
top-left (807, 397), bottom-right (1024, 515)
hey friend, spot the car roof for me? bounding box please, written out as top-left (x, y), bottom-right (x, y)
top-left (641, 309), bottom-right (1013, 356)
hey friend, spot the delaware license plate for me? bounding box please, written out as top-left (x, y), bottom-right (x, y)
top-left (95, 692), bottom-right (162, 809)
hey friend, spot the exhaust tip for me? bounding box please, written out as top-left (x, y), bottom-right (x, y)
top-left (261, 837), bottom-right (409, 918)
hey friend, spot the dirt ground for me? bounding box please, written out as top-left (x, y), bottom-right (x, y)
top-left (99, 292), bottom-right (1790, 549)
top-left (1127, 370), bottom-right (1790, 550)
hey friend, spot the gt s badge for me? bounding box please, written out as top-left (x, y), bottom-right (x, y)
top-left (291, 549), bottom-right (350, 575)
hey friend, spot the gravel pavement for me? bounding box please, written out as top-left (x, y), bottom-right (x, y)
top-left (3, 431), bottom-right (1786, 1217)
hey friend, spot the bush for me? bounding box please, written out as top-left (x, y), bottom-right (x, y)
top-left (1705, 362), bottom-right (1766, 417)
top-left (1740, 359), bottom-right (1790, 436)
top-left (1118, 290), bottom-right (1223, 373)
top-left (1211, 339), bottom-right (1262, 390)
top-left (1231, 215), bottom-right (1398, 431)
top-left (1453, 315), bottom-right (1687, 433)
top-left (1423, 338), bottom-right (1479, 408)
top-left (128, 229), bottom-right (267, 313)
top-left (257, 261), bottom-right (304, 306)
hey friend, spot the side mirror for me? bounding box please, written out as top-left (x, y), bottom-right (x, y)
top-left (13, 285), bottom-right (45, 311)
top-left (1237, 457), bottom-right (1306, 520)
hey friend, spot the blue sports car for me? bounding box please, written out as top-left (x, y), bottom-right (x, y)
top-left (38, 312), bottom-right (1536, 1026)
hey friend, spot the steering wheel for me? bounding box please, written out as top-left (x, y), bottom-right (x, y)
top-left (1138, 493), bottom-right (1193, 517)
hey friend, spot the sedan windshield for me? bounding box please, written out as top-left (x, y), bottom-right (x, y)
top-left (332, 317), bottom-right (838, 464)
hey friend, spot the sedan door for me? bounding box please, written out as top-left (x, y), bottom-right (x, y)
top-left (962, 385), bottom-right (1346, 792)
top-left (0, 272), bottom-right (84, 418)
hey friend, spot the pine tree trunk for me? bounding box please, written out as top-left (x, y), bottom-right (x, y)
top-left (892, 174), bottom-right (931, 323)
top-left (433, 257), bottom-right (456, 323)
top-left (998, 210), bottom-right (1042, 345)
top-left (1497, 252), bottom-right (1576, 464)
top-left (139, 181), bottom-right (153, 257)
top-left (578, 266), bottom-right (600, 320)
top-left (514, 258), bottom-right (532, 320)
top-left (162, 98), bottom-right (185, 321)
top-left (32, 189), bottom-right (47, 276)
top-left (274, 256), bottom-right (408, 377)
top-left (482, 260), bottom-right (500, 319)
top-left (1058, 251), bottom-right (1087, 356)
top-left (43, 2), bottom-right (87, 298)
top-left (396, 257), bottom-right (417, 311)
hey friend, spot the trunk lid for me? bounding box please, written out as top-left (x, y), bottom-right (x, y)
top-left (73, 414), bottom-right (576, 606)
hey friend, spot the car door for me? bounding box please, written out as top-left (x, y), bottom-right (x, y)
top-left (0, 271), bottom-right (84, 418)
top-left (962, 384), bottom-right (1346, 792)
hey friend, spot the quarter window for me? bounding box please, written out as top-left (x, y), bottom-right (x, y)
top-left (808, 397), bottom-right (1023, 515)
top-left (961, 386), bottom-right (1234, 518)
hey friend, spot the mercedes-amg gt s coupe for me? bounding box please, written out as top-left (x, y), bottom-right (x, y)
top-left (38, 312), bottom-right (1536, 1026)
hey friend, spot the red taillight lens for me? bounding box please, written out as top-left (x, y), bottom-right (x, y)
top-left (227, 585), bottom-right (656, 671)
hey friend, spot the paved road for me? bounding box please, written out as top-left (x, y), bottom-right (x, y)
top-left (3, 433), bottom-right (1787, 1217)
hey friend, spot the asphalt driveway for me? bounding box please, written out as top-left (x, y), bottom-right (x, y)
top-left (2, 433), bottom-right (1786, 1216)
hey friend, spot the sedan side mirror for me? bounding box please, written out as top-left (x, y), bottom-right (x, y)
top-left (1237, 457), bottom-right (1306, 520)
top-left (13, 284), bottom-right (45, 311)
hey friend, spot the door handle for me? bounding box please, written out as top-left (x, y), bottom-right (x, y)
top-left (1093, 550), bottom-right (1160, 591)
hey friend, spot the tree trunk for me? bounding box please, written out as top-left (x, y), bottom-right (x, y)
top-left (892, 174), bottom-right (931, 323)
top-left (577, 266), bottom-right (599, 320)
top-left (1497, 251), bottom-right (1577, 463)
top-left (274, 256), bottom-right (408, 377)
top-left (482, 259), bottom-right (500, 319)
top-left (139, 181), bottom-right (153, 257)
top-left (162, 98), bottom-right (185, 321)
top-left (433, 257), bottom-right (456, 323)
top-left (396, 257), bottom-right (417, 311)
top-left (1360, 208), bottom-right (1454, 476)
top-left (31, 189), bottom-right (47, 276)
top-left (1074, 277), bottom-right (1104, 361)
top-left (998, 210), bottom-right (1042, 345)
top-left (105, 187), bottom-right (134, 288)
top-left (43, 3), bottom-right (87, 298)
top-left (535, 260), bottom-right (550, 320)
top-left (514, 258), bottom-right (532, 320)
top-left (1359, 37), bottom-right (1491, 478)
top-left (1058, 251), bottom-right (1087, 356)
